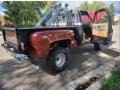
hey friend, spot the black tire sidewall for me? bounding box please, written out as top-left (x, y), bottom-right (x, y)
top-left (47, 47), bottom-right (68, 73)
top-left (94, 43), bottom-right (101, 51)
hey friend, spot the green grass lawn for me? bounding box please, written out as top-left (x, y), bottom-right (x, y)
top-left (100, 67), bottom-right (120, 90)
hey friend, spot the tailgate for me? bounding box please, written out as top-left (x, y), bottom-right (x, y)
top-left (1, 27), bottom-right (29, 60)
top-left (2, 27), bottom-right (19, 51)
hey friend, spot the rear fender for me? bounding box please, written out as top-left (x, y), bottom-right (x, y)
top-left (29, 30), bottom-right (77, 58)
top-left (29, 33), bottom-right (50, 58)
top-left (49, 39), bottom-right (78, 49)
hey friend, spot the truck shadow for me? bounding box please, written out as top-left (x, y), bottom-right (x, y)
top-left (0, 44), bottom-right (119, 90)
top-left (28, 42), bottom-right (119, 75)
top-left (28, 44), bottom-right (98, 75)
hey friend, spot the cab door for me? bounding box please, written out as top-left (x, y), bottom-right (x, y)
top-left (92, 8), bottom-right (113, 45)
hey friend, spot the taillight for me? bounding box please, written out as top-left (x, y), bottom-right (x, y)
top-left (20, 42), bottom-right (25, 50)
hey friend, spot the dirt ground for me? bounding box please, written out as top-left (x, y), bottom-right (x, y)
top-left (0, 25), bottom-right (120, 90)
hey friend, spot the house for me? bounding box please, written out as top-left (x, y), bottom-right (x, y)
top-left (0, 15), bottom-right (10, 26)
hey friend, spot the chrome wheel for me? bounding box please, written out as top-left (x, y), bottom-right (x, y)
top-left (56, 53), bottom-right (66, 68)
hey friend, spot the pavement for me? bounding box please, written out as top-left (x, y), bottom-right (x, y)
top-left (0, 25), bottom-right (120, 90)
top-left (60, 55), bottom-right (120, 90)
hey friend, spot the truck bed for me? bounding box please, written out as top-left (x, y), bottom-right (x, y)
top-left (1, 26), bottom-right (82, 55)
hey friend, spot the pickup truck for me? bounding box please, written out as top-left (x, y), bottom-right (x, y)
top-left (1, 5), bottom-right (113, 73)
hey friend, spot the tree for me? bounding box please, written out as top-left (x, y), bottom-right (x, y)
top-left (76, 1), bottom-right (90, 11)
top-left (76, 1), bottom-right (105, 11)
top-left (45, 1), bottom-right (56, 10)
top-left (109, 3), bottom-right (115, 22)
top-left (90, 1), bottom-right (105, 11)
top-left (1, 1), bottom-right (51, 27)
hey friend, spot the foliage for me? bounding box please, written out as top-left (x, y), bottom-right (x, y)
top-left (1, 1), bottom-right (54, 27)
top-left (77, 1), bottom-right (89, 11)
top-left (76, 1), bottom-right (105, 11)
top-left (100, 67), bottom-right (120, 90)
top-left (90, 1), bottom-right (105, 11)
top-left (109, 3), bottom-right (115, 22)
top-left (76, 1), bottom-right (115, 22)
top-left (45, 1), bottom-right (56, 10)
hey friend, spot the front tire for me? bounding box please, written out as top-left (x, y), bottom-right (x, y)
top-left (94, 43), bottom-right (101, 51)
top-left (47, 47), bottom-right (68, 73)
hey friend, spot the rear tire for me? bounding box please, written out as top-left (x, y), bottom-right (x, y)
top-left (47, 47), bottom-right (68, 73)
top-left (94, 43), bottom-right (101, 51)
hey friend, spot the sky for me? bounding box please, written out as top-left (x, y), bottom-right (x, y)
top-left (0, 1), bottom-right (120, 15)
top-left (112, 1), bottom-right (120, 14)
top-left (105, 1), bottom-right (120, 14)
top-left (61, 1), bottom-right (120, 14)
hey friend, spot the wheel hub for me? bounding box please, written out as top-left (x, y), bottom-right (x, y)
top-left (56, 53), bottom-right (66, 68)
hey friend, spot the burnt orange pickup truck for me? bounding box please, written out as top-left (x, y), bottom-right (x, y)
top-left (1, 6), bottom-right (113, 73)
